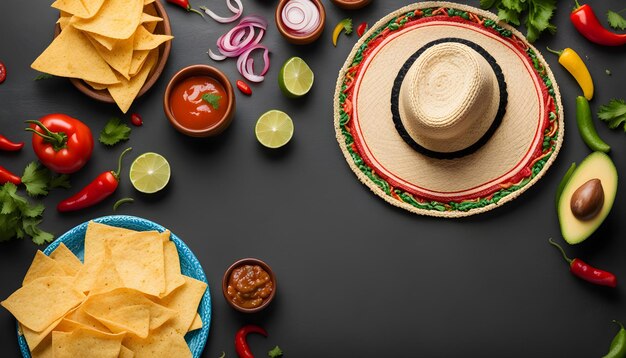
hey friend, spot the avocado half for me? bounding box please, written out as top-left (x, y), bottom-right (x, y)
top-left (558, 152), bottom-right (618, 244)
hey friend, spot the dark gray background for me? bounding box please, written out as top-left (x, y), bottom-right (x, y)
top-left (1, 0), bottom-right (626, 356)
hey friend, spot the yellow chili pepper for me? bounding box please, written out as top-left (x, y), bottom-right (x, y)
top-left (332, 18), bottom-right (353, 47)
top-left (546, 47), bottom-right (594, 100)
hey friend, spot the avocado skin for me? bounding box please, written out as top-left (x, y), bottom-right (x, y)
top-left (557, 152), bottom-right (618, 245)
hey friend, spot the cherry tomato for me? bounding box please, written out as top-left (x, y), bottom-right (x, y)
top-left (25, 114), bottom-right (94, 174)
top-left (236, 80), bottom-right (252, 96)
top-left (131, 113), bottom-right (143, 126)
top-left (0, 61), bottom-right (6, 84)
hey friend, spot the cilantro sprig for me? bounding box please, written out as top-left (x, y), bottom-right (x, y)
top-left (0, 183), bottom-right (53, 244)
top-left (480, 0), bottom-right (557, 43)
top-left (100, 117), bottom-right (132, 146)
top-left (607, 9), bottom-right (626, 30)
top-left (598, 99), bottom-right (626, 131)
top-left (202, 93), bottom-right (222, 110)
top-left (21, 162), bottom-right (70, 197)
top-left (268, 346), bottom-right (283, 358)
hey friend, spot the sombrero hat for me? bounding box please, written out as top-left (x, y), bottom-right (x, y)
top-left (334, 2), bottom-right (564, 217)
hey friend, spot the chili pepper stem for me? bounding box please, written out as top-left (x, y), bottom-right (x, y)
top-left (25, 120), bottom-right (68, 151)
top-left (546, 46), bottom-right (563, 56)
top-left (548, 238), bottom-right (573, 264)
top-left (574, 0), bottom-right (581, 9)
top-left (614, 320), bottom-right (625, 329)
top-left (113, 147), bottom-right (132, 180)
top-left (187, 5), bottom-right (204, 18)
top-left (113, 197), bottom-right (134, 211)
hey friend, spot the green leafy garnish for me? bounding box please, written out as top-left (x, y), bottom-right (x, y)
top-left (0, 183), bottom-right (53, 245)
top-left (268, 346), bottom-right (283, 358)
top-left (100, 117), bottom-right (131, 146)
top-left (202, 93), bottom-right (222, 110)
top-left (342, 18), bottom-right (353, 35)
top-left (21, 162), bottom-right (70, 197)
top-left (598, 99), bottom-right (626, 131)
top-left (34, 73), bottom-right (54, 80)
top-left (480, 0), bottom-right (557, 42)
top-left (608, 10), bottom-right (626, 30)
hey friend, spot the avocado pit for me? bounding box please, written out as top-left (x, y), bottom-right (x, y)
top-left (570, 178), bottom-right (604, 221)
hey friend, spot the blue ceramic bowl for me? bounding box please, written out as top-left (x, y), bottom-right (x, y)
top-left (17, 215), bottom-right (211, 358)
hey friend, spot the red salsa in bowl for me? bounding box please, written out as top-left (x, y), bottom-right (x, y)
top-left (222, 258), bottom-right (276, 313)
top-left (164, 65), bottom-right (235, 137)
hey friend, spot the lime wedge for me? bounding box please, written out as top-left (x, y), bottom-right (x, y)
top-left (255, 110), bottom-right (294, 148)
top-left (278, 57), bottom-right (314, 98)
top-left (129, 152), bottom-right (171, 194)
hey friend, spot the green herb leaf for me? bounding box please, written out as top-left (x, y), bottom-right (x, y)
top-left (502, 0), bottom-right (525, 13)
top-left (498, 7), bottom-right (521, 26)
top-left (268, 346), bottom-right (283, 358)
top-left (0, 183), bottom-right (53, 244)
top-left (482, 0), bottom-right (556, 42)
top-left (202, 93), bottom-right (222, 110)
top-left (608, 10), bottom-right (626, 30)
top-left (34, 73), bottom-right (54, 80)
top-left (342, 18), bottom-right (353, 35)
top-left (598, 99), bottom-right (626, 131)
top-left (480, 0), bottom-right (499, 9)
top-left (50, 174), bottom-right (71, 189)
top-left (22, 162), bottom-right (50, 197)
top-left (100, 117), bottom-right (132, 146)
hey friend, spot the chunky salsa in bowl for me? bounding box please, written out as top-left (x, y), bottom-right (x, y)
top-left (222, 258), bottom-right (276, 313)
top-left (163, 65), bottom-right (235, 137)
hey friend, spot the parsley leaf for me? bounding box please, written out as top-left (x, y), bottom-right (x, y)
top-left (598, 99), bottom-right (626, 131)
top-left (202, 93), bottom-right (222, 110)
top-left (498, 7), bottom-right (521, 26)
top-left (21, 162), bottom-right (71, 197)
top-left (34, 73), bottom-right (54, 80)
top-left (481, 0), bottom-right (556, 42)
top-left (608, 10), bottom-right (626, 30)
top-left (268, 346), bottom-right (283, 358)
top-left (0, 183), bottom-right (54, 244)
top-left (343, 18), bottom-right (353, 35)
top-left (100, 117), bottom-right (131, 146)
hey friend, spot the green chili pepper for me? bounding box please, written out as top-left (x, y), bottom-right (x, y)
top-left (576, 96), bottom-right (610, 153)
top-left (603, 320), bottom-right (626, 358)
top-left (555, 162), bottom-right (576, 210)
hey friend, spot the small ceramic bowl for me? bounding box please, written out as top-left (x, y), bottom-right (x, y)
top-left (275, 0), bottom-right (326, 45)
top-left (330, 0), bottom-right (371, 10)
top-left (53, 0), bottom-right (172, 103)
top-left (222, 258), bottom-right (276, 313)
top-left (163, 65), bottom-right (235, 137)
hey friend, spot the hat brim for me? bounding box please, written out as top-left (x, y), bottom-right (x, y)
top-left (333, 2), bottom-right (564, 218)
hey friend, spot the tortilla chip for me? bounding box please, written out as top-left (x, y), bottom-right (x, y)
top-left (161, 241), bottom-right (186, 297)
top-left (49, 243), bottom-right (82, 277)
top-left (51, 0), bottom-right (105, 19)
top-left (23, 251), bottom-right (68, 285)
top-left (108, 49), bottom-right (157, 113)
top-left (57, 16), bottom-right (71, 31)
top-left (21, 318), bottom-right (62, 351)
top-left (87, 35), bottom-right (134, 80)
top-left (87, 32), bottom-right (117, 51)
top-left (85, 80), bottom-right (109, 90)
top-left (133, 25), bottom-right (173, 51)
top-left (123, 322), bottom-right (191, 358)
top-left (1, 276), bottom-right (85, 332)
top-left (188, 313), bottom-right (202, 332)
top-left (52, 328), bottom-right (124, 358)
top-left (159, 276), bottom-right (207, 335)
top-left (141, 12), bottom-right (162, 33)
top-left (120, 346), bottom-right (135, 358)
top-left (71, 0), bottom-right (144, 40)
top-left (90, 246), bottom-right (124, 294)
top-left (144, 0), bottom-right (155, 5)
top-left (65, 305), bottom-right (111, 333)
top-left (129, 49), bottom-right (151, 76)
top-left (31, 25), bottom-right (119, 85)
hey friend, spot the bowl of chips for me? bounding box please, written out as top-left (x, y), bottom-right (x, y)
top-left (2, 216), bottom-right (210, 358)
top-left (34, 0), bottom-right (173, 113)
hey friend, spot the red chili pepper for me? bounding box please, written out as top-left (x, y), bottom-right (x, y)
top-left (130, 113), bottom-right (143, 126)
top-left (25, 114), bottom-right (94, 174)
top-left (357, 22), bottom-right (368, 37)
top-left (0, 134), bottom-right (24, 151)
top-left (0, 61), bottom-right (6, 84)
top-left (549, 238), bottom-right (617, 287)
top-left (0, 166), bottom-right (21, 185)
top-left (166, 0), bottom-right (204, 18)
top-left (571, 0), bottom-right (626, 46)
top-left (236, 80), bottom-right (252, 96)
top-left (57, 148), bottom-right (131, 212)
top-left (235, 325), bottom-right (267, 358)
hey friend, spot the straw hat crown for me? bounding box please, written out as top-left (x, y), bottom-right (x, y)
top-left (398, 40), bottom-right (504, 156)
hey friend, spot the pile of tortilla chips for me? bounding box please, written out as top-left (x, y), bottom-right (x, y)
top-left (31, 0), bottom-right (173, 113)
top-left (1, 222), bottom-right (206, 358)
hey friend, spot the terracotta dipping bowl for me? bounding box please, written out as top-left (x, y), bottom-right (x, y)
top-left (275, 0), bottom-right (326, 45)
top-left (53, 0), bottom-right (172, 103)
top-left (163, 65), bottom-right (235, 137)
top-left (330, 0), bottom-right (371, 10)
top-left (222, 258), bottom-right (276, 313)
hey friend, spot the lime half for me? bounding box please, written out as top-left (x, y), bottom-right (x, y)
top-left (255, 110), bottom-right (294, 148)
top-left (278, 57), bottom-right (314, 98)
top-left (129, 152), bottom-right (171, 194)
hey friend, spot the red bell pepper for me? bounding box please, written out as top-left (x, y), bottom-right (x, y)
top-left (571, 0), bottom-right (626, 46)
top-left (57, 148), bottom-right (131, 212)
top-left (25, 114), bottom-right (94, 174)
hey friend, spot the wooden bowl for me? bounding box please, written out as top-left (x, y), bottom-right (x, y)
top-left (275, 0), bottom-right (326, 45)
top-left (163, 65), bottom-right (235, 137)
top-left (53, 0), bottom-right (172, 103)
top-left (222, 258), bottom-right (276, 313)
top-left (330, 0), bottom-right (371, 10)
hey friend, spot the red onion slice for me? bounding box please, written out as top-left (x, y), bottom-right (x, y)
top-left (281, 0), bottom-right (320, 36)
top-left (199, 0), bottom-right (243, 24)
